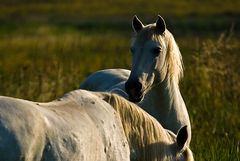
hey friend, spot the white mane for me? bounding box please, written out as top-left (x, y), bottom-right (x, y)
top-left (165, 30), bottom-right (184, 85)
top-left (101, 92), bottom-right (193, 161)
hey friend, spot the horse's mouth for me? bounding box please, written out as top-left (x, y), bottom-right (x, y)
top-left (128, 94), bottom-right (144, 103)
top-left (126, 86), bottom-right (151, 103)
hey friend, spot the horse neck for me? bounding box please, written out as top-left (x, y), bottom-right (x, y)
top-left (142, 74), bottom-right (186, 133)
top-left (107, 94), bottom-right (174, 160)
top-left (157, 75), bottom-right (183, 110)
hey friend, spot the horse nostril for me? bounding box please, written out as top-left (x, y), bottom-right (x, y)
top-left (135, 81), bottom-right (142, 93)
top-left (125, 80), bottom-right (143, 102)
top-left (125, 80), bottom-right (133, 92)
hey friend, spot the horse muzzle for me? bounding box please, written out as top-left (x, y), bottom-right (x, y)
top-left (125, 80), bottom-right (143, 103)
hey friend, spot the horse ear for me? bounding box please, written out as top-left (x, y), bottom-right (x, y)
top-left (132, 15), bottom-right (144, 32)
top-left (156, 15), bottom-right (166, 34)
top-left (176, 126), bottom-right (188, 149)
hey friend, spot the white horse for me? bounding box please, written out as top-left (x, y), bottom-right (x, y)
top-left (80, 15), bottom-right (191, 144)
top-left (0, 90), bottom-right (193, 161)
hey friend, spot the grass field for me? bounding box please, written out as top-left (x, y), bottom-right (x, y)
top-left (0, 1), bottom-right (239, 160)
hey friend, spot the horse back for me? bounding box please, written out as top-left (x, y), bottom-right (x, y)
top-left (80, 69), bottom-right (130, 91)
top-left (0, 91), bottom-right (130, 161)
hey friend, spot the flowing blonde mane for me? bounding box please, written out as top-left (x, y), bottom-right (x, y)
top-left (165, 31), bottom-right (184, 84)
top-left (102, 92), bottom-right (174, 160)
top-left (101, 92), bottom-right (193, 161)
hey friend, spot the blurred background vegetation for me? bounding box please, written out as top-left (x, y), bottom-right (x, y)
top-left (0, 0), bottom-right (239, 160)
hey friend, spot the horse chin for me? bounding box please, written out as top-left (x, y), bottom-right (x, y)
top-left (128, 94), bottom-right (144, 103)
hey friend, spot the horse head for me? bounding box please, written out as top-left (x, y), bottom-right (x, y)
top-left (125, 15), bottom-right (171, 102)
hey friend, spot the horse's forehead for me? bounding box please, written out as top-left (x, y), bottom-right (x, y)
top-left (133, 27), bottom-right (163, 46)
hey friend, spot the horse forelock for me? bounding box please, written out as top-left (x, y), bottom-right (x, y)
top-left (133, 24), bottom-right (159, 45)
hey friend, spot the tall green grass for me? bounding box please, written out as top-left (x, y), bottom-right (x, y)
top-left (182, 30), bottom-right (240, 160)
top-left (0, 23), bottom-right (239, 160)
top-left (0, 25), bottom-right (131, 101)
top-left (0, 1), bottom-right (239, 159)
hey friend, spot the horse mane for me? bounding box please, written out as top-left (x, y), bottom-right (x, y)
top-left (102, 92), bottom-right (193, 161)
top-left (102, 92), bottom-right (174, 160)
top-left (165, 31), bottom-right (184, 85)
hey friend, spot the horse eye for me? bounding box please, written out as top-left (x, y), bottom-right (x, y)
top-left (152, 47), bottom-right (161, 56)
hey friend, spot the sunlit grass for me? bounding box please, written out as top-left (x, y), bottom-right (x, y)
top-left (0, 21), bottom-right (239, 161)
top-left (0, 25), bottom-right (131, 101)
top-left (181, 31), bottom-right (240, 160)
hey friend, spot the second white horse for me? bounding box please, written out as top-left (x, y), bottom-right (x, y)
top-left (80, 15), bottom-right (191, 144)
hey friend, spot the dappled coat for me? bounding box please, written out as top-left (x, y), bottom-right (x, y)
top-left (0, 90), bottom-right (129, 161)
top-left (0, 90), bottom-right (193, 161)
